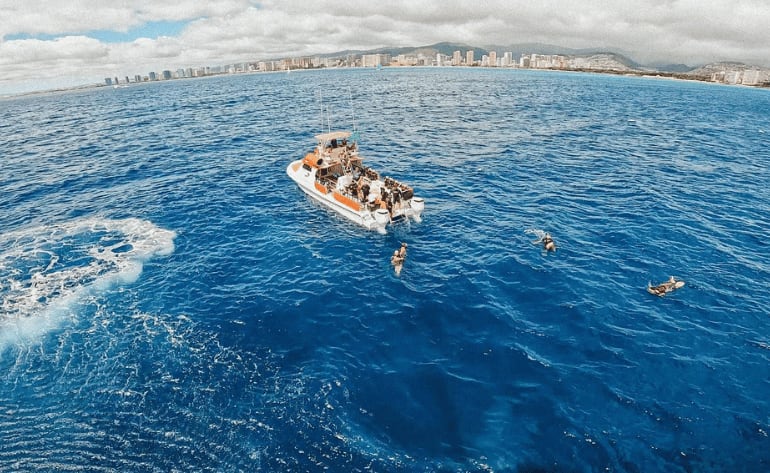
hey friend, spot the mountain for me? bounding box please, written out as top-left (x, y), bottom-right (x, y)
top-left (316, 42), bottom-right (641, 70)
top-left (688, 61), bottom-right (755, 76)
top-left (683, 62), bottom-right (770, 86)
top-left (313, 42), bottom-right (484, 59)
top-left (306, 43), bottom-right (768, 79)
top-left (647, 63), bottom-right (692, 73)
top-left (402, 42), bottom-right (488, 59)
top-left (485, 42), bottom-right (579, 57)
top-left (348, 42), bottom-right (488, 59)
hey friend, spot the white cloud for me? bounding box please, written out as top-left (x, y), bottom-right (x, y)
top-left (0, 36), bottom-right (108, 74)
top-left (0, 0), bottom-right (254, 36)
top-left (2, 0), bottom-right (770, 95)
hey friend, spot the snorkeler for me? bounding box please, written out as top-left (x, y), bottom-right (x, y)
top-left (647, 276), bottom-right (685, 296)
top-left (530, 231), bottom-right (556, 252)
top-left (541, 233), bottom-right (556, 252)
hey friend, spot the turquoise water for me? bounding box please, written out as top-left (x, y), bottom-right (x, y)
top-left (2, 68), bottom-right (770, 472)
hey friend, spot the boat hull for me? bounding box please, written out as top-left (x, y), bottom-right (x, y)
top-left (286, 160), bottom-right (421, 233)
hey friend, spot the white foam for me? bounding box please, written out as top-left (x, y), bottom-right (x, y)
top-left (525, 228), bottom-right (546, 239)
top-left (0, 217), bottom-right (176, 350)
top-left (525, 228), bottom-right (548, 244)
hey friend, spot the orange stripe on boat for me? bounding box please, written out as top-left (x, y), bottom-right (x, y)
top-left (333, 192), bottom-right (361, 211)
top-left (291, 162), bottom-right (301, 172)
top-left (302, 152), bottom-right (323, 168)
top-left (315, 182), bottom-right (329, 194)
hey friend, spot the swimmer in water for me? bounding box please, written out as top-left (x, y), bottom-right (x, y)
top-left (648, 276), bottom-right (684, 296)
top-left (391, 242), bottom-right (407, 276)
top-left (541, 233), bottom-right (556, 252)
top-left (530, 231), bottom-right (556, 252)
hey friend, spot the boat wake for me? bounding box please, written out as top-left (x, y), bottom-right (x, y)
top-left (0, 217), bottom-right (176, 350)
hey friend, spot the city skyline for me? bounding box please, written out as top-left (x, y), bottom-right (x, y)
top-left (2, 1), bottom-right (770, 96)
top-left (97, 48), bottom-right (769, 93)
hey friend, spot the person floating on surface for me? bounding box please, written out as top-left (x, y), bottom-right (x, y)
top-left (541, 232), bottom-right (556, 252)
top-left (530, 231), bottom-right (556, 252)
top-left (647, 276), bottom-right (685, 296)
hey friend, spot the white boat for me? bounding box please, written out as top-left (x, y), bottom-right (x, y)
top-left (287, 131), bottom-right (424, 234)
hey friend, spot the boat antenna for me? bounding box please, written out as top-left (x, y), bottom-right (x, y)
top-left (318, 90), bottom-right (332, 134)
top-left (348, 87), bottom-right (358, 134)
top-left (317, 90), bottom-right (324, 134)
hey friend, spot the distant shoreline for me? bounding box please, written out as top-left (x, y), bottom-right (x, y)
top-left (3, 64), bottom-right (768, 101)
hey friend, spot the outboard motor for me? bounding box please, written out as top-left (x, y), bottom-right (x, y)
top-left (410, 197), bottom-right (424, 223)
top-left (374, 208), bottom-right (390, 234)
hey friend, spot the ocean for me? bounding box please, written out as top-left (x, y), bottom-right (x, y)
top-left (1, 67), bottom-right (769, 472)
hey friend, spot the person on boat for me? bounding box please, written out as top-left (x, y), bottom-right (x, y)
top-left (368, 191), bottom-right (378, 210)
top-left (380, 188), bottom-right (391, 209)
top-left (648, 276), bottom-right (683, 296)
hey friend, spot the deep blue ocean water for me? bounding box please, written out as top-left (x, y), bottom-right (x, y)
top-left (2, 67), bottom-right (770, 472)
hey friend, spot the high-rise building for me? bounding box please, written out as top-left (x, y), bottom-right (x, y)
top-left (436, 54), bottom-right (451, 66)
top-left (396, 54), bottom-right (416, 66)
top-left (452, 50), bottom-right (462, 66)
top-left (362, 54), bottom-right (390, 67)
top-left (466, 50), bottom-right (474, 66)
top-left (489, 51), bottom-right (497, 67)
top-left (743, 69), bottom-right (770, 85)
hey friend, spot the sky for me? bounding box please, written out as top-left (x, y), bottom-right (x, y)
top-left (2, 0), bottom-right (770, 95)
